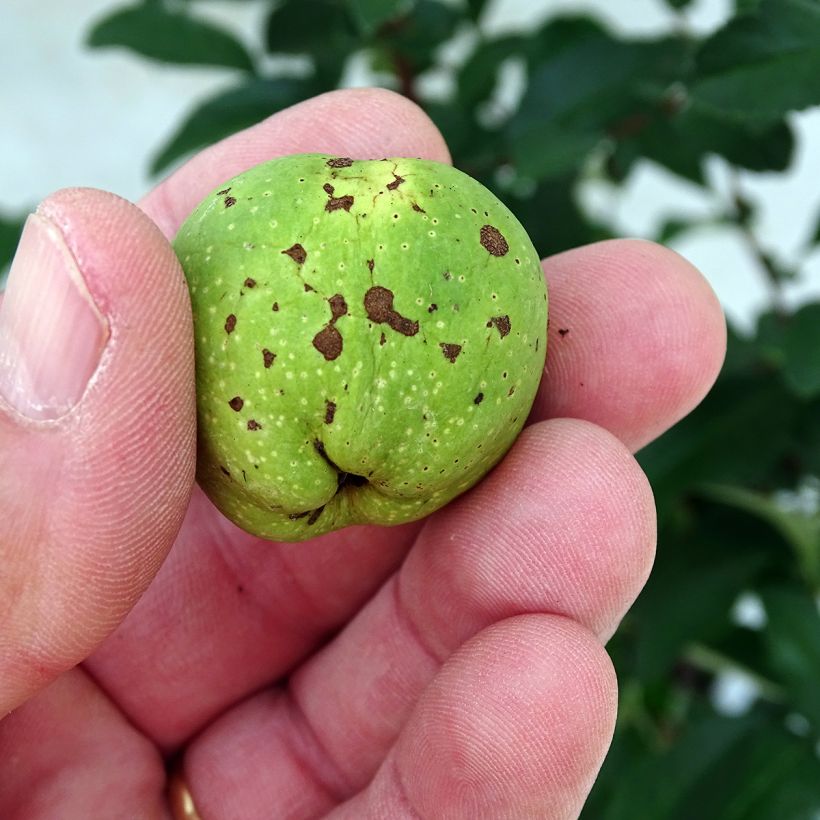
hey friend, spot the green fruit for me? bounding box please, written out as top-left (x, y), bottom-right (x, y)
top-left (173, 154), bottom-right (547, 541)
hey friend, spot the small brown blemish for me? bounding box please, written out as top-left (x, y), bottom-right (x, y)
top-left (488, 315), bottom-right (511, 338)
top-left (474, 392), bottom-right (484, 405)
top-left (289, 511), bottom-right (310, 521)
top-left (224, 196), bottom-right (237, 208)
top-left (364, 286), bottom-right (419, 337)
top-left (217, 188), bottom-right (231, 196)
top-left (387, 174), bottom-right (405, 190)
top-left (282, 243), bottom-right (307, 265)
top-left (262, 349), bottom-right (276, 368)
top-left (327, 157), bottom-right (354, 168)
top-left (313, 325), bottom-right (343, 360)
top-left (329, 294), bottom-right (348, 320)
top-left (428, 304), bottom-right (438, 313)
top-left (367, 259), bottom-right (374, 272)
top-left (220, 466), bottom-right (230, 477)
top-left (323, 182), bottom-right (354, 212)
top-left (480, 224), bottom-right (509, 256)
top-left (443, 271), bottom-right (452, 281)
top-left (440, 343), bottom-right (462, 363)
top-left (412, 202), bottom-right (426, 213)
top-left (327, 195), bottom-right (354, 212)
top-left (243, 277), bottom-right (256, 289)
top-left (225, 314), bottom-right (237, 334)
top-left (228, 396), bottom-right (244, 412)
top-left (304, 283), bottom-right (316, 293)
top-left (558, 328), bottom-right (569, 337)
top-left (380, 332), bottom-right (387, 346)
top-left (247, 419), bottom-right (262, 431)
top-left (272, 302), bottom-right (280, 312)
top-left (324, 400), bottom-right (337, 424)
top-left (508, 385), bottom-right (516, 396)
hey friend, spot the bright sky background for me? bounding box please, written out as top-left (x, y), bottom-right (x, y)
top-left (3, 0), bottom-right (820, 330)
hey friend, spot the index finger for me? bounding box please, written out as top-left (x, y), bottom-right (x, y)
top-left (139, 87), bottom-right (452, 239)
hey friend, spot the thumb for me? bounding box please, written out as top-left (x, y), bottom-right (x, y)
top-left (0, 188), bottom-right (196, 714)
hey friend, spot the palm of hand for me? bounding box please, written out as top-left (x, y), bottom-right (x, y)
top-left (0, 89), bottom-right (725, 820)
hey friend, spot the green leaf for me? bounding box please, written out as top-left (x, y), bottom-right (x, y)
top-left (150, 77), bottom-right (311, 175)
top-left (456, 35), bottom-right (525, 110)
top-left (618, 105), bottom-right (795, 186)
top-left (348, 0), bottom-right (409, 35)
top-left (0, 213), bottom-right (27, 280)
top-left (591, 708), bottom-right (820, 820)
top-left (466, 0), bottom-right (491, 21)
top-left (639, 375), bottom-right (797, 512)
top-left (374, 0), bottom-right (461, 76)
top-left (691, 0), bottom-right (820, 120)
top-left (700, 483), bottom-right (820, 585)
top-left (510, 127), bottom-right (600, 181)
top-left (265, 0), bottom-right (355, 57)
top-left (509, 21), bottom-right (692, 181)
top-left (781, 303), bottom-right (820, 399)
top-left (86, 2), bottom-right (255, 72)
top-left (761, 585), bottom-right (820, 729)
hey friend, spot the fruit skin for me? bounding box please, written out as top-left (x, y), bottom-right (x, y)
top-left (173, 154), bottom-right (547, 542)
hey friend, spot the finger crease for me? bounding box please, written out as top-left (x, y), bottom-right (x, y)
top-left (392, 574), bottom-right (446, 668)
top-left (283, 686), bottom-right (355, 803)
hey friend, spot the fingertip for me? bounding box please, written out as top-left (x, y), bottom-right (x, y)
top-left (537, 238), bottom-right (727, 451)
top-left (140, 87), bottom-right (451, 238)
top-left (392, 614), bottom-right (617, 819)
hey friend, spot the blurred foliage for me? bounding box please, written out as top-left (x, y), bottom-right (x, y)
top-left (29, 0), bottom-right (812, 813)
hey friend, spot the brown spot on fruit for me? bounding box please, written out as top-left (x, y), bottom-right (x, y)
top-left (412, 202), bottom-right (426, 213)
top-left (329, 294), bottom-right (348, 320)
top-left (558, 328), bottom-right (569, 337)
top-left (326, 194), bottom-right (354, 212)
top-left (428, 304), bottom-right (438, 313)
top-left (474, 392), bottom-right (484, 405)
top-left (387, 174), bottom-right (405, 190)
top-left (440, 343), bottom-right (462, 363)
top-left (364, 286), bottom-right (419, 337)
top-left (380, 332), bottom-right (386, 346)
top-left (480, 225), bottom-right (509, 256)
top-left (304, 283), bottom-right (315, 293)
top-left (282, 243), bottom-right (307, 264)
top-left (443, 271), bottom-right (452, 281)
top-left (324, 400), bottom-right (337, 424)
top-left (323, 182), bottom-right (354, 212)
top-left (225, 314), bottom-right (237, 334)
top-left (289, 511), bottom-right (310, 521)
top-left (224, 196), bottom-right (237, 208)
top-left (217, 188), bottom-right (231, 196)
top-left (243, 277), bottom-right (256, 289)
top-left (262, 349), bottom-right (275, 368)
top-left (313, 325), bottom-right (343, 360)
top-left (327, 157), bottom-right (354, 168)
top-left (220, 466), bottom-right (230, 477)
top-left (247, 419), bottom-right (262, 431)
top-left (272, 302), bottom-right (279, 312)
top-left (508, 385), bottom-right (516, 396)
top-left (228, 396), bottom-right (244, 412)
top-left (489, 315), bottom-right (511, 338)
top-left (367, 259), bottom-right (374, 272)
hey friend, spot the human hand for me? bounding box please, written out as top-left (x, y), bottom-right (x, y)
top-left (0, 89), bottom-right (726, 819)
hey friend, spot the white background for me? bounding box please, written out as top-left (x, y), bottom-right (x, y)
top-left (3, 0), bottom-right (820, 330)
